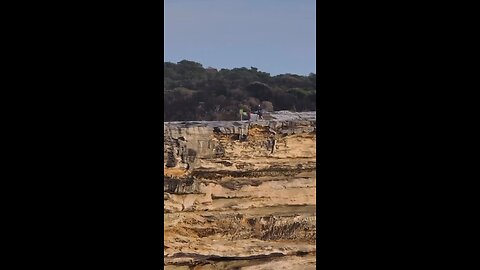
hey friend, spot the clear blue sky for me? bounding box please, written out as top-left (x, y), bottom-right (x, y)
top-left (164, 0), bottom-right (316, 76)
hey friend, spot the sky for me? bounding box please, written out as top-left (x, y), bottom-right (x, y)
top-left (164, 0), bottom-right (316, 76)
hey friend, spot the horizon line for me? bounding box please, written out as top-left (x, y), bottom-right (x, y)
top-left (164, 59), bottom-right (316, 77)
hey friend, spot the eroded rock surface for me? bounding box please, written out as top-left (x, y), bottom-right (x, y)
top-left (164, 111), bottom-right (316, 269)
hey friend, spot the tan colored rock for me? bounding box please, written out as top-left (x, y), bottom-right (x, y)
top-left (164, 112), bottom-right (316, 268)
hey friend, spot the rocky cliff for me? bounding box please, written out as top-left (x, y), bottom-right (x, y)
top-left (164, 111), bottom-right (316, 269)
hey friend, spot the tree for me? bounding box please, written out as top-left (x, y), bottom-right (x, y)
top-left (245, 81), bottom-right (272, 101)
top-left (163, 60), bottom-right (316, 121)
top-left (261, 101), bottom-right (274, 112)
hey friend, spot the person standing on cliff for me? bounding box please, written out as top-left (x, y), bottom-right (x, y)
top-left (257, 104), bottom-right (263, 119)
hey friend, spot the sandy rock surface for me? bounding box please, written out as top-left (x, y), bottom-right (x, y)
top-left (164, 112), bottom-right (316, 269)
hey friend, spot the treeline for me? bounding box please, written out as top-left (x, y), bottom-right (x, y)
top-left (164, 60), bottom-right (316, 121)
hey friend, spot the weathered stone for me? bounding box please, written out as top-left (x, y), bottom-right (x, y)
top-left (164, 111), bottom-right (316, 268)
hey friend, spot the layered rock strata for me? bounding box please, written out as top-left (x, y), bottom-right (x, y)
top-left (164, 111), bottom-right (316, 269)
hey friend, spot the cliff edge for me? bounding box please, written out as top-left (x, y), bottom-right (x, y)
top-left (164, 111), bottom-right (316, 269)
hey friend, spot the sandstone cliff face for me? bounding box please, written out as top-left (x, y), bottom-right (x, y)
top-left (164, 111), bottom-right (316, 269)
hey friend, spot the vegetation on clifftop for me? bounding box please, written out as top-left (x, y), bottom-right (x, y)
top-left (164, 60), bottom-right (316, 121)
